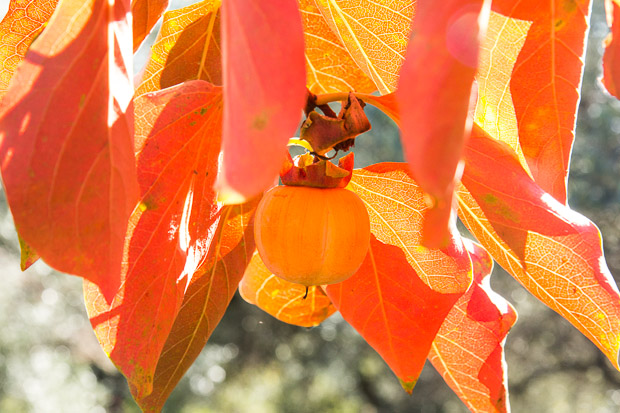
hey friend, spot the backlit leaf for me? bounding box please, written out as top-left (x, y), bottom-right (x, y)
top-left (299, 0), bottom-right (376, 94)
top-left (136, 202), bottom-right (258, 412)
top-left (0, 0), bottom-right (59, 99)
top-left (312, 0), bottom-right (414, 94)
top-left (132, 0), bottom-right (169, 52)
top-left (458, 126), bottom-right (620, 370)
top-left (475, 11), bottom-right (532, 167)
top-left (84, 81), bottom-right (225, 399)
top-left (0, 0), bottom-right (137, 301)
top-left (491, 0), bottom-right (591, 204)
top-left (429, 239), bottom-right (516, 413)
top-left (136, 0), bottom-right (221, 96)
top-left (215, 0), bottom-right (307, 203)
top-left (240, 250), bottom-right (336, 327)
top-left (603, 0), bottom-right (620, 99)
top-left (325, 164), bottom-right (472, 391)
top-left (397, 0), bottom-right (488, 248)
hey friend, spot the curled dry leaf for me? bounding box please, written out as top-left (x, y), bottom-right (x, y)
top-left (300, 93), bottom-right (370, 155)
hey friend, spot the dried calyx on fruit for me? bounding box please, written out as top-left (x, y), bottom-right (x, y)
top-left (254, 152), bottom-right (371, 287)
top-left (300, 92), bottom-right (371, 156)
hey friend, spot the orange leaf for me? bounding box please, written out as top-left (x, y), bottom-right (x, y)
top-left (312, 0), bottom-right (414, 94)
top-left (132, 0), bottom-right (169, 52)
top-left (397, 0), bottom-right (488, 248)
top-left (84, 81), bottom-right (225, 399)
top-left (136, 202), bottom-right (258, 412)
top-left (458, 125), bottom-right (620, 370)
top-left (603, 0), bottom-right (620, 99)
top-left (239, 250), bottom-right (336, 327)
top-left (491, 0), bottom-right (591, 203)
top-left (429, 239), bottom-right (517, 413)
top-left (299, 0), bottom-right (376, 94)
top-left (0, 0), bottom-right (59, 100)
top-left (325, 164), bottom-right (472, 391)
top-left (0, 0), bottom-right (137, 301)
top-left (136, 0), bottom-right (221, 96)
top-left (215, 0), bottom-right (306, 203)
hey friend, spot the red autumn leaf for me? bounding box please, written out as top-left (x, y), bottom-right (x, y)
top-left (396, 0), bottom-right (488, 248)
top-left (135, 202), bottom-right (258, 412)
top-left (325, 163), bottom-right (472, 391)
top-left (215, 0), bottom-right (307, 203)
top-left (84, 80), bottom-right (225, 399)
top-left (239, 250), bottom-right (336, 327)
top-left (0, 0), bottom-right (137, 301)
top-left (429, 239), bottom-right (517, 413)
top-left (603, 0), bottom-right (620, 99)
top-left (491, 0), bottom-right (591, 204)
top-left (132, 0), bottom-right (169, 52)
top-left (458, 125), bottom-right (620, 369)
top-left (0, 0), bottom-right (59, 99)
top-left (136, 0), bottom-right (221, 96)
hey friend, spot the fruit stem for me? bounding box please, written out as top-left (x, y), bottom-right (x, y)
top-left (303, 286), bottom-right (309, 300)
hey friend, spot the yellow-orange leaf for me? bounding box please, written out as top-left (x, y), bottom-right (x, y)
top-left (475, 11), bottom-right (531, 167)
top-left (299, 0), bottom-right (376, 94)
top-left (348, 165), bottom-right (472, 294)
top-left (313, 0), bottom-right (414, 94)
top-left (240, 251), bottom-right (336, 327)
top-left (458, 126), bottom-right (620, 370)
top-left (0, 0), bottom-right (59, 100)
top-left (136, 0), bottom-right (221, 96)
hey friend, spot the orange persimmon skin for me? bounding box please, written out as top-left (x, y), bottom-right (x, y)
top-left (254, 185), bottom-right (370, 286)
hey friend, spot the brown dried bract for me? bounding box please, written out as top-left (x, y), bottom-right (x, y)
top-left (300, 93), bottom-right (371, 155)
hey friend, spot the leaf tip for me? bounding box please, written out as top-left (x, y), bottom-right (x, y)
top-left (399, 377), bottom-right (418, 394)
top-left (215, 176), bottom-right (249, 205)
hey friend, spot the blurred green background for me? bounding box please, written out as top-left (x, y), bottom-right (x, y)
top-left (1, 1), bottom-right (620, 412)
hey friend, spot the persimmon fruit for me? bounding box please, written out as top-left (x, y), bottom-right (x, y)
top-left (254, 185), bottom-right (371, 286)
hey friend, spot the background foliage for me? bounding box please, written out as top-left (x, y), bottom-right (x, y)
top-left (0, 0), bottom-right (620, 412)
